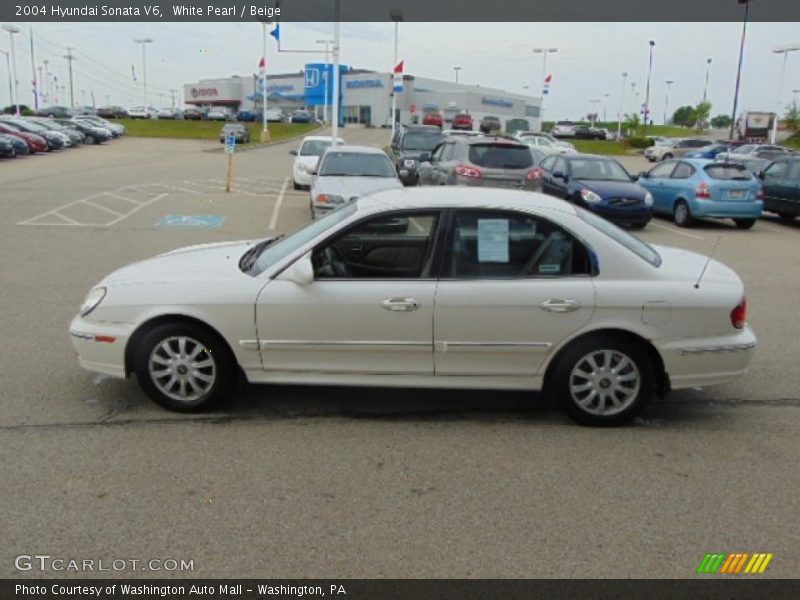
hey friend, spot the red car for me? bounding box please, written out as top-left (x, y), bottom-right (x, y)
top-left (451, 112), bottom-right (474, 130)
top-left (0, 123), bottom-right (48, 153)
top-left (422, 112), bottom-right (443, 128)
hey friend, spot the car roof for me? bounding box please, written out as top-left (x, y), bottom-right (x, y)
top-left (680, 158), bottom-right (714, 167)
top-left (322, 144), bottom-right (386, 155)
top-left (301, 135), bottom-right (341, 142)
top-left (561, 153), bottom-right (620, 161)
top-left (451, 135), bottom-right (527, 146)
top-left (356, 186), bottom-right (577, 215)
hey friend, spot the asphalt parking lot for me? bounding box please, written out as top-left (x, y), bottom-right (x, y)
top-left (1, 129), bottom-right (798, 578)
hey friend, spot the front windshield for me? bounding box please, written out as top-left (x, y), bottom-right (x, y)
top-left (249, 204), bottom-right (357, 276)
top-left (319, 152), bottom-right (397, 177)
top-left (401, 133), bottom-right (443, 151)
top-left (570, 158), bottom-right (631, 182)
top-left (300, 140), bottom-right (332, 156)
top-left (734, 145), bottom-right (756, 154)
top-left (577, 206), bottom-right (661, 267)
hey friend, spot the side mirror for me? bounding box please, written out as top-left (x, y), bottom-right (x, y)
top-left (289, 149), bottom-right (298, 156)
top-left (638, 171), bottom-right (649, 179)
top-left (278, 254), bottom-right (314, 285)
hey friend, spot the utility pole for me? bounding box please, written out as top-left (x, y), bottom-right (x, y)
top-left (617, 72), bottom-right (628, 139)
top-left (664, 80), bottom-right (674, 124)
top-left (29, 25), bottom-right (38, 110)
top-left (643, 40), bottom-right (655, 135)
top-left (730, 0), bottom-right (752, 141)
top-left (133, 38), bottom-right (153, 107)
top-left (0, 50), bottom-right (12, 112)
top-left (2, 24), bottom-right (21, 116)
top-left (64, 47), bottom-right (76, 108)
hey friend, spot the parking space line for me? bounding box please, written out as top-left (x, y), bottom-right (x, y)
top-left (50, 211), bottom-right (83, 226)
top-left (106, 192), bottom-right (145, 205)
top-left (106, 193), bottom-right (167, 226)
top-left (82, 200), bottom-right (124, 217)
top-left (268, 177), bottom-right (289, 230)
top-left (648, 221), bottom-right (705, 240)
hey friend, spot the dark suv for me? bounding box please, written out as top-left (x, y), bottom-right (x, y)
top-left (388, 126), bottom-right (445, 185)
top-left (417, 136), bottom-right (543, 191)
top-left (758, 157), bottom-right (800, 219)
top-left (479, 115), bottom-right (502, 134)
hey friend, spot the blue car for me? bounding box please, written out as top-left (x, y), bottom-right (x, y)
top-left (685, 143), bottom-right (731, 160)
top-left (0, 133), bottom-right (29, 156)
top-left (637, 158), bottom-right (762, 229)
top-left (539, 153), bottom-right (653, 228)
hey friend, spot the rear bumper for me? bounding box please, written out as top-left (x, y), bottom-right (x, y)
top-left (692, 199), bottom-right (762, 218)
top-left (658, 326), bottom-right (757, 390)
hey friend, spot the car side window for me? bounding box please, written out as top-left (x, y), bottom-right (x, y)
top-left (553, 157), bottom-right (568, 174)
top-left (649, 162), bottom-right (676, 179)
top-left (540, 156), bottom-right (557, 171)
top-left (788, 162), bottom-right (800, 181)
top-left (671, 162), bottom-right (695, 179)
top-left (431, 144), bottom-right (446, 162)
top-left (441, 143), bottom-right (455, 162)
top-left (313, 211), bottom-right (440, 280)
top-left (445, 210), bottom-right (592, 279)
top-left (764, 161), bottom-right (789, 181)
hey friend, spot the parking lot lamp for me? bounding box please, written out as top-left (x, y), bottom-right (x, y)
top-left (617, 72), bottom-right (627, 138)
top-left (533, 47), bottom-right (557, 123)
top-left (331, 0), bottom-right (341, 142)
top-left (2, 24), bottom-right (21, 116)
top-left (453, 66), bottom-right (462, 84)
top-left (643, 40), bottom-right (655, 136)
top-left (133, 38), bottom-right (153, 108)
top-left (770, 44), bottom-right (800, 143)
top-left (702, 58), bottom-right (712, 102)
top-left (0, 50), bottom-right (11, 111)
top-left (602, 93), bottom-right (609, 122)
top-left (730, 0), bottom-right (752, 141)
top-left (316, 39), bottom-right (333, 123)
top-left (664, 80), bottom-right (674, 125)
top-left (390, 10), bottom-right (403, 136)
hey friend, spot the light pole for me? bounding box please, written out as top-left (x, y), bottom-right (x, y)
top-left (316, 39), bottom-right (333, 124)
top-left (794, 89), bottom-right (800, 105)
top-left (453, 66), bottom-right (462, 83)
top-left (643, 40), bottom-right (655, 135)
top-left (702, 58), bottom-right (712, 103)
top-left (0, 49), bottom-right (12, 111)
top-left (664, 80), bottom-right (674, 124)
top-left (730, 0), bottom-right (752, 141)
top-left (331, 0), bottom-right (341, 142)
top-left (589, 99), bottom-right (601, 125)
top-left (602, 93), bottom-right (609, 122)
top-left (770, 44), bottom-right (800, 143)
top-left (64, 47), bottom-right (76, 108)
top-left (533, 47), bottom-right (558, 122)
top-left (390, 9), bottom-right (402, 137)
top-left (43, 58), bottom-right (49, 103)
top-left (259, 22), bottom-right (269, 142)
top-left (133, 38), bottom-right (153, 108)
top-left (2, 24), bottom-right (21, 116)
top-left (617, 72), bottom-right (628, 138)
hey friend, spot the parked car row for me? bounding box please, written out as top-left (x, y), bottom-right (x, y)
top-left (0, 115), bottom-right (124, 159)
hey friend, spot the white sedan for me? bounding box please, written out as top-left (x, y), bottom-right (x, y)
top-left (290, 135), bottom-right (344, 190)
top-left (70, 188), bottom-right (756, 425)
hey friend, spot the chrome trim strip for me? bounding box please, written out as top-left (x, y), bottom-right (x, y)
top-left (69, 331), bottom-right (94, 341)
top-left (443, 342), bottom-right (552, 348)
top-left (239, 340), bottom-right (260, 349)
top-left (259, 340), bottom-right (431, 348)
top-left (676, 342), bottom-right (756, 356)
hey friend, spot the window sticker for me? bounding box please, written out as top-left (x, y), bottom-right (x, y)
top-left (538, 263), bottom-right (561, 274)
top-left (477, 219), bottom-right (510, 263)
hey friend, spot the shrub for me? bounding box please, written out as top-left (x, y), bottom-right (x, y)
top-left (626, 136), bottom-right (653, 149)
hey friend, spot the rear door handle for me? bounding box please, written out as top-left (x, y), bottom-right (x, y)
top-left (381, 298), bottom-right (420, 312)
top-left (541, 298), bottom-right (580, 313)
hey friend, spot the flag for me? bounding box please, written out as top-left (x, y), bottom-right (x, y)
top-left (131, 65), bottom-right (137, 82)
top-left (258, 57), bottom-right (267, 77)
top-left (394, 60), bottom-right (404, 74)
top-left (542, 73), bottom-right (552, 96)
top-left (270, 23), bottom-right (280, 43)
top-left (393, 60), bottom-right (404, 93)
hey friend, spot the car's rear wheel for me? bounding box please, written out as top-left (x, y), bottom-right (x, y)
top-left (777, 212), bottom-right (796, 221)
top-left (134, 323), bottom-right (234, 412)
top-left (733, 218), bottom-right (756, 230)
top-left (674, 200), bottom-right (693, 227)
top-left (549, 334), bottom-right (655, 426)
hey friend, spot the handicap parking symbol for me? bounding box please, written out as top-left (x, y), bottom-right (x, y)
top-left (156, 214), bottom-right (227, 229)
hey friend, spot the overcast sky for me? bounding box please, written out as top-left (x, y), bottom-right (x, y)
top-left (2, 21), bottom-right (799, 121)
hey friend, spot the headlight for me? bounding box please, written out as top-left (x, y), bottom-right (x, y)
top-left (403, 159), bottom-right (416, 168)
top-left (580, 189), bottom-right (603, 204)
top-left (315, 193), bottom-right (344, 205)
top-left (644, 191), bottom-right (654, 207)
top-left (297, 163), bottom-right (311, 173)
top-left (80, 287), bottom-right (106, 317)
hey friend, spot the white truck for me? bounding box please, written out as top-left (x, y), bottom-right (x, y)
top-left (735, 111), bottom-right (776, 143)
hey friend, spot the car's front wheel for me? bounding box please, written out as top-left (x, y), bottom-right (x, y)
top-left (674, 200), bottom-right (693, 227)
top-left (134, 322), bottom-right (234, 412)
top-left (662, 153), bottom-right (673, 160)
top-left (549, 334), bottom-right (655, 426)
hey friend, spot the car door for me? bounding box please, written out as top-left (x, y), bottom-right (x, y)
top-left (433, 209), bottom-right (596, 378)
top-left (424, 142), bottom-right (449, 185)
top-left (642, 161), bottom-right (678, 213)
top-left (255, 210), bottom-right (442, 376)
top-left (761, 160), bottom-right (794, 209)
top-left (543, 156), bottom-right (570, 198)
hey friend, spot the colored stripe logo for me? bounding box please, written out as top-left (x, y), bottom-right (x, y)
top-left (697, 553), bottom-right (773, 574)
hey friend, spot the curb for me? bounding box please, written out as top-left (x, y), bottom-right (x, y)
top-left (202, 125), bottom-right (325, 154)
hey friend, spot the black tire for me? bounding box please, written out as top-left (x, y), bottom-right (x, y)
top-left (548, 334), bottom-right (655, 426)
top-left (293, 180), bottom-right (301, 191)
top-left (662, 153), bottom-right (673, 160)
top-left (133, 322), bottom-right (235, 412)
top-left (629, 221), bottom-right (649, 230)
top-left (674, 200), bottom-right (693, 227)
top-left (733, 218), bottom-right (756, 230)
top-left (777, 212), bottom-right (796, 221)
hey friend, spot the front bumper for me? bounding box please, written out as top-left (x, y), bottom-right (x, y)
top-left (69, 315), bottom-right (135, 379)
top-left (658, 326), bottom-right (757, 389)
top-left (590, 204), bottom-right (653, 226)
top-left (294, 167), bottom-right (313, 186)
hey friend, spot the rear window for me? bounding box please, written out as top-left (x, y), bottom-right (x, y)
top-left (704, 164), bottom-right (752, 180)
top-left (468, 144), bottom-right (534, 169)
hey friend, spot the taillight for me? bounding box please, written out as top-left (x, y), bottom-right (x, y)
top-left (757, 186), bottom-right (764, 200)
top-left (730, 297), bottom-right (747, 329)
top-left (455, 164), bottom-right (482, 179)
top-left (696, 182), bottom-right (711, 199)
top-left (526, 167), bottom-right (544, 181)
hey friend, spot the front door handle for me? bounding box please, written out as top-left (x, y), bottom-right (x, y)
top-left (381, 297), bottom-right (420, 312)
top-left (541, 298), bottom-right (580, 313)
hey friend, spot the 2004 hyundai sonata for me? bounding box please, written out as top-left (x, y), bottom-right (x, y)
top-left (70, 188), bottom-right (756, 425)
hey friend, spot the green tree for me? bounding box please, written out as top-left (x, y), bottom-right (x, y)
top-left (784, 103), bottom-right (800, 133)
top-left (710, 114), bottom-right (732, 129)
top-left (671, 105), bottom-right (695, 127)
top-left (623, 112), bottom-right (641, 134)
top-left (692, 101), bottom-right (712, 132)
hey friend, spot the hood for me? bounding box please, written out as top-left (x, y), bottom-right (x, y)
top-left (314, 176), bottom-right (403, 199)
top-left (651, 244), bottom-right (742, 286)
top-left (101, 239), bottom-right (259, 286)
top-left (578, 179), bottom-right (646, 198)
top-left (296, 154), bottom-right (321, 169)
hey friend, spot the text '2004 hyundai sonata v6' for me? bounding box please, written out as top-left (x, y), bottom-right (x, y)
top-left (70, 187), bottom-right (756, 426)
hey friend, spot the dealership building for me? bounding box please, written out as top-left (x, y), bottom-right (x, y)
top-left (183, 64), bottom-right (542, 130)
